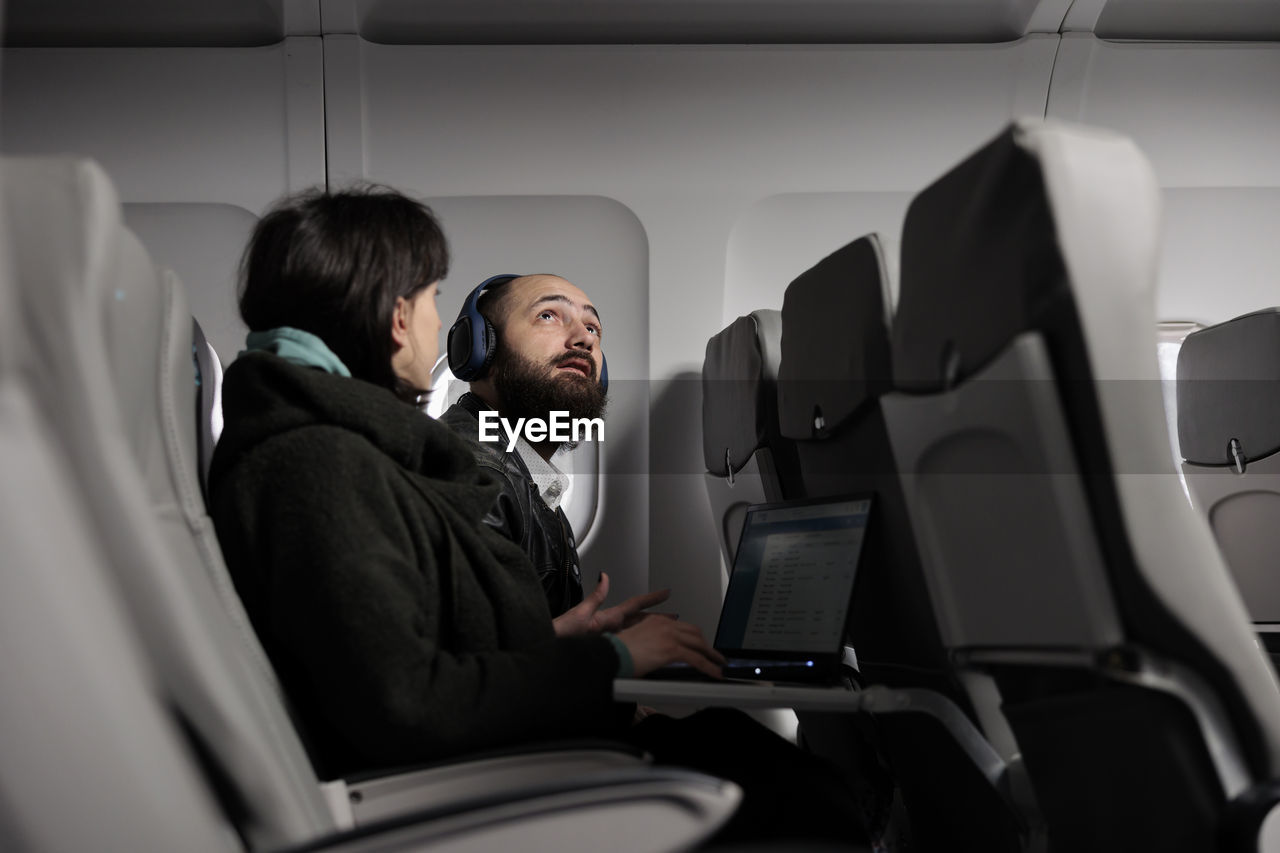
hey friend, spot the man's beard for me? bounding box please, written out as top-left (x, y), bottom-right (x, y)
top-left (490, 347), bottom-right (608, 446)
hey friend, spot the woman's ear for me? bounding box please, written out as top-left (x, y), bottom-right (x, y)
top-left (390, 296), bottom-right (411, 349)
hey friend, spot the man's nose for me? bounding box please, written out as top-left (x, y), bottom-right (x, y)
top-left (568, 318), bottom-right (594, 349)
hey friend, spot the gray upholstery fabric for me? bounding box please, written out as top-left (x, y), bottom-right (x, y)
top-left (701, 310), bottom-right (785, 566)
top-left (0, 160), bottom-right (236, 852)
top-left (701, 309), bottom-right (783, 476)
top-left (777, 234), bottom-right (892, 440)
top-left (1177, 307), bottom-right (1280, 467)
top-left (885, 119), bottom-right (1280, 847)
top-left (1179, 308), bottom-right (1280, 623)
top-left (1, 156), bottom-right (335, 848)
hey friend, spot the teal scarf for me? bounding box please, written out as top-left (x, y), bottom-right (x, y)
top-left (243, 327), bottom-right (351, 377)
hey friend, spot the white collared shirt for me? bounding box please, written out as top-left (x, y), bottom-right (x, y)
top-left (514, 436), bottom-right (571, 510)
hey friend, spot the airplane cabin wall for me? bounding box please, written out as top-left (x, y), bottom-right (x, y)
top-left (1, 31), bottom-right (1278, 638)
top-left (0, 40), bottom-right (324, 357)
top-left (1046, 34), bottom-right (1280, 326)
top-left (321, 34), bottom-right (1058, 631)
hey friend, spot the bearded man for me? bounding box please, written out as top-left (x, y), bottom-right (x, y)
top-left (441, 273), bottom-right (656, 628)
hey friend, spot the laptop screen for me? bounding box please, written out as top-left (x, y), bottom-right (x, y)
top-left (714, 495), bottom-right (872, 656)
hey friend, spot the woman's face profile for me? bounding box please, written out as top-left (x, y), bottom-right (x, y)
top-left (391, 281), bottom-right (442, 390)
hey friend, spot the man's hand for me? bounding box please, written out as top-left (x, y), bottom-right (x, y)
top-left (552, 572), bottom-right (672, 637)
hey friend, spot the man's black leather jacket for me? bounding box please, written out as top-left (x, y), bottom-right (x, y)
top-left (439, 393), bottom-right (585, 617)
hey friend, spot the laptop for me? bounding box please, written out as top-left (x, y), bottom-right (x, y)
top-left (647, 493), bottom-right (873, 684)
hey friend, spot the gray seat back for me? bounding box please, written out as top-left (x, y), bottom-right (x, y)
top-left (701, 309), bottom-right (789, 565)
top-left (1178, 308), bottom-right (1280, 626)
top-left (775, 233), bottom-right (950, 683)
top-left (1, 156), bottom-right (336, 849)
top-left (778, 234), bottom-right (1025, 850)
top-left (883, 119), bottom-right (1280, 851)
top-left (0, 160), bottom-right (237, 852)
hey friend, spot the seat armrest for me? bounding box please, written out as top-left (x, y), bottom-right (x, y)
top-left (289, 767), bottom-right (741, 853)
top-left (342, 743), bottom-right (649, 824)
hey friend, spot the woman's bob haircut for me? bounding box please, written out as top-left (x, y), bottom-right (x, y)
top-left (239, 184), bottom-right (449, 402)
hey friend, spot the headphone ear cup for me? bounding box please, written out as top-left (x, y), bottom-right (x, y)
top-left (450, 273), bottom-right (521, 381)
top-left (477, 320), bottom-right (497, 379)
top-left (446, 316), bottom-right (473, 378)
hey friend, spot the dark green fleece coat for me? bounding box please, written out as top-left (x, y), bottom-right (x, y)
top-left (208, 353), bottom-right (627, 779)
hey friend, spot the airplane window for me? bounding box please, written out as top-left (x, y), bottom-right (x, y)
top-left (1157, 321), bottom-right (1206, 500)
top-left (426, 356), bottom-right (601, 546)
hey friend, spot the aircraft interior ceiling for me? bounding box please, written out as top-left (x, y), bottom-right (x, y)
top-left (5, 0), bottom-right (1280, 45)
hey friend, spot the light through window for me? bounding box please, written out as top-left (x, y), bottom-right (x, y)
top-left (1157, 321), bottom-right (1205, 500)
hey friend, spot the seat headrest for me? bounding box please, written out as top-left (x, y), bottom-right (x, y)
top-left (1178, 308), bottom-right (1280, 466)
top-left (777, 234), bottom-right (891, 439)
top-left (895, 119), bottom-right (1161, 392)
top-left (1, 158), bottom-right (164, 432)
top-left (701, 309), bottom-right (782, 476)
top-left (894, 122), bottom-right (1070, 391)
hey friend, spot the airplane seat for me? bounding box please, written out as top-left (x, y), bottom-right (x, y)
top-left (882, 118), bottom-right (1280, 852)
top-left (777, 234), bottom-right (1026, 852)
top-left (193, 315), bottom-right (225, 504)
top-left (1177, 308), bottom-right (1280, 669)
top-left (1, 154), bottom-right (741, 852)
top-left (0, 161), bottom-right (239, 852)
top-left (3, 154), bottom-right (338, 848)
top-left (776, 233), bottom-right (952, 695)
top-left (701, 308), bottom-right (798, 566)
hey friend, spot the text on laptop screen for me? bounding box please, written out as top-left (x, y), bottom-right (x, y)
top-left (715, 498), bottom-right (870, 654)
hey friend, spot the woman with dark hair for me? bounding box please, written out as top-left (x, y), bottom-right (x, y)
top-left (209, 185), bottom-right (868, 847)
top-left (235, 185), bottom-right (448, 402)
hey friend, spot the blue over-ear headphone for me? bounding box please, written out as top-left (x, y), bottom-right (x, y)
top-left (446, 273), bottom-right (609, 392)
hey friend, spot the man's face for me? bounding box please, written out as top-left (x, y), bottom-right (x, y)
top-left (489, 275), bottom-right (607, 424)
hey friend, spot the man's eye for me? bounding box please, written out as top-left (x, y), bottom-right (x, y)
top-left (538, 311), bottom-right (555, 321)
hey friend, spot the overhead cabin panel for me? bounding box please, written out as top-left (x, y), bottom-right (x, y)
top-left (1094, 0), bottom-right (1280, 41)
top-left (1, 0), bottom-right (317, 47)
top-left (350, 0), bottom-right (1051, 44)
